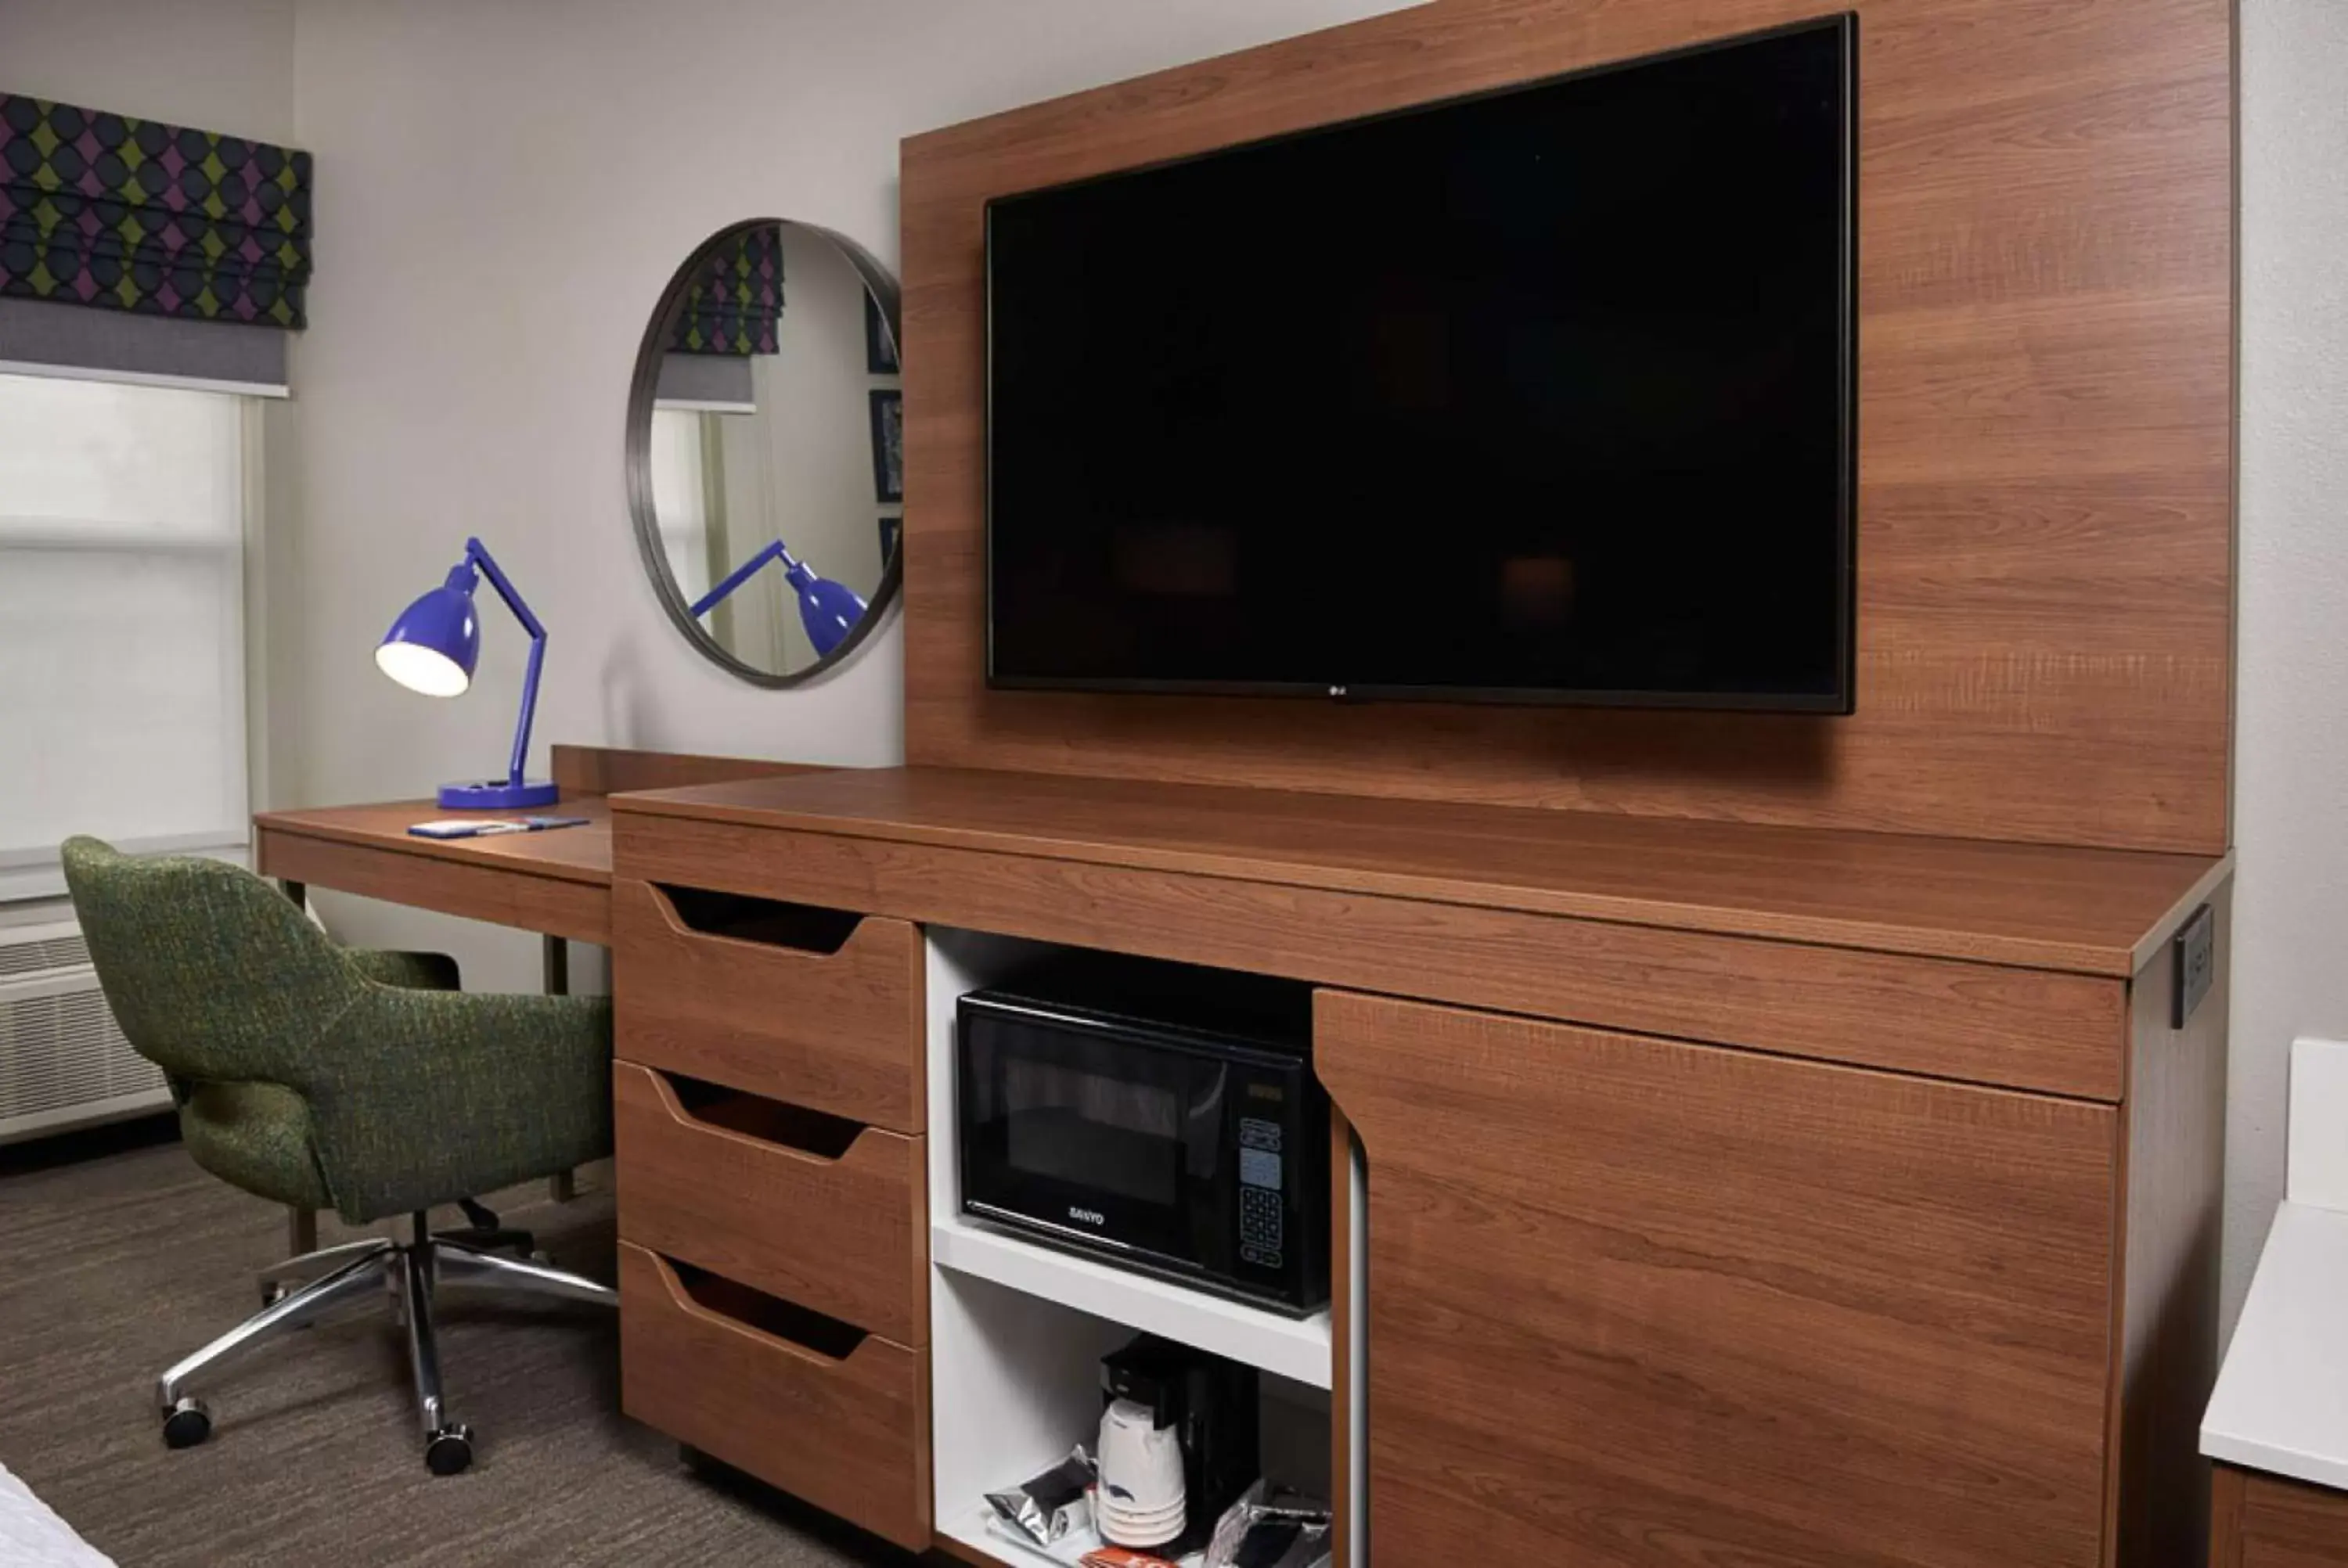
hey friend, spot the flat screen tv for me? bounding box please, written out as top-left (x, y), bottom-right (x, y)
top-left (985, 16), bottom-right (1856, 712)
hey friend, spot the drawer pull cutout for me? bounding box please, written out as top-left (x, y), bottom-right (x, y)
top-left (657, 1069), bottom-right (866, 1161)
top-left (654, 883), bottom-right (860, 955)
top-left (654, 1251), bottom-right (869, 1363)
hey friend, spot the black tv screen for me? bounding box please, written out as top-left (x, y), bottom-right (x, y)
top-left (985, 16), bottom-right (1856, 711)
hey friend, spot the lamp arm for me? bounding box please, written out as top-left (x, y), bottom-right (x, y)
top-left (463, 537), bottom-right (546, 790)
top-left (689, 538), bottom-right (792, 618)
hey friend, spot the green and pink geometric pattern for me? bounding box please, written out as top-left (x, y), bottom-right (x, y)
top-left (0, 92), bottom-right (312, 328)
top-left (669, 221), bottom-right (782, 355)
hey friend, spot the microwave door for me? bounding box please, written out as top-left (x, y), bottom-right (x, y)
top-left (963, 1011), bottom-right (1224, 1272)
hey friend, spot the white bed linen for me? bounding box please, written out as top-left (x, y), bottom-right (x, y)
top-left (0, 1462), bottom-right (114, 1567)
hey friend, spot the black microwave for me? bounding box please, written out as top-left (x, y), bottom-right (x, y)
top-left (957, 956), bottom-right (1330, 1316)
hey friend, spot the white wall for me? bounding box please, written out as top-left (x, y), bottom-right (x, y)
top-left (0, 0), bottom-right (296, 143)
top-left (2227, 0), bottom-right (2348, 1331)
top-left (279, 0), bottom-right (1407, 990)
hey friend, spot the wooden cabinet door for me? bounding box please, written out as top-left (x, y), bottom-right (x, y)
top-left (1315, 991), bottom-right (2119, 1568)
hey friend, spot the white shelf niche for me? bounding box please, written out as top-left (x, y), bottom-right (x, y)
top-left (923, 928), bottom-right (1338, 1561)
top-left (934, 1215), bottom-right (1332, 1390)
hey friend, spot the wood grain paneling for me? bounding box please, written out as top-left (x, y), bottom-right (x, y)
top-left (613, 1062), bottom-right (927, 1343)
top-left (256, 807), bottom-right (611, 944)
top-left (897, 0), bottom-right (2235, 854)
top-left (2112, 883), bottom-right (2231, 1566)
top-left (618, 1242), bottom-right (930, 1551)
top-left (616, 797), bottom-right (2159, 1100)
top-left (1315, 990), bottom-right (2120, 1567)
top-left (548, 744), bottom-right (827, 797)
top-left (621, 768), bottom-right (2224, 974)
top-left (2210, 1465), bottom-right (2348, 1568)
top-left (612, 879), bottom-right (925, 1131)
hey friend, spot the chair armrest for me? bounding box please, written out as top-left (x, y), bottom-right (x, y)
top-left (344, 949), bottom-right (461, 991)
top-left (297, 989), bottom-right (612, 1224)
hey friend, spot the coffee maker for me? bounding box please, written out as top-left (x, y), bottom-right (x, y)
top-left (1099, 1334), bottom-right (1259, 1554)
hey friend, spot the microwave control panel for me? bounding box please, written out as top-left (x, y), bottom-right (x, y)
top-left (1239, 1116), bottom-right (1285, 1271)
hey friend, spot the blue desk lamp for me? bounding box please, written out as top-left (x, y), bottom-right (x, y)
top-left (374, 537), bottom-right (560, 809)
top-left (690, 538), bottom-right (867, 656)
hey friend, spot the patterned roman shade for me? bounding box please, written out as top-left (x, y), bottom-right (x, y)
top-left (0, 93), bottom-right (312, 328)
top-left (669, 221), bottom-right (783, 355)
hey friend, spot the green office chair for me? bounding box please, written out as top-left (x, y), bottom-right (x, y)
top-left (60, 836), bottom-right (616, 1475)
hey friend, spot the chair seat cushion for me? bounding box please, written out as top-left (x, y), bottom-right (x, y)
top-left (182, 1081), bottom-right (331, 1212)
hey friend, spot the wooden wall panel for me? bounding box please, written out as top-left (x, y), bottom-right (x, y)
top-left (898, 0), bottom-right (2235, 854)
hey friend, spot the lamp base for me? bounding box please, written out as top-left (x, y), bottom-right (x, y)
top-left (437, 779), bottom-right (560, 810)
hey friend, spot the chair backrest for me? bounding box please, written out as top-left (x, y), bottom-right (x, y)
top-left (59, 836), bottom-right (359, 1090)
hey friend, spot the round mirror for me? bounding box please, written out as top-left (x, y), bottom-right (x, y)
top-left (628, 218), bottom-right (902, 685)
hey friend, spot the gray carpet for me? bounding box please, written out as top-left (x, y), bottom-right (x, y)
top-left (0, 1127), bottom-right (911, 1566)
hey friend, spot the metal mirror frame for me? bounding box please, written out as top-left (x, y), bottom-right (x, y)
top-left (626, 216), bottom-right (905, 689)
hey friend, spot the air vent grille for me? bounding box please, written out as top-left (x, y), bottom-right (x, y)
top-left (0, 987), bottom-right (160, 1122)
top-left (0, 922), bottom-right (168, 1138)
top-left (0, 930), bottom-right (90, 978)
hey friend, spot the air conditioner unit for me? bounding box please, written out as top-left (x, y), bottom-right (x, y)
top-left (0, 920), bottom-right (171, 1145)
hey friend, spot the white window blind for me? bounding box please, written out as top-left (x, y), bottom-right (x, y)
top-left (0, 372), bottom-right (252, 891)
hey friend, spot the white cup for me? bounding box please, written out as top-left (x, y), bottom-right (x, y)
top-left (1097, 1398), bottom-right (1186, 1544)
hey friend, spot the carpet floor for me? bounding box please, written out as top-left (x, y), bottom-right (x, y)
top-left (0, 1125), bottom-right (914, 1567)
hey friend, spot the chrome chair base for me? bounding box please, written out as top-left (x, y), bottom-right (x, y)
top-left (157, 1210), bottom-right (616, 1473)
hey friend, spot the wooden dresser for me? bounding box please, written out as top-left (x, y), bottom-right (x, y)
top-left (604, 765), bottom-right (2230, 1566)
top-left (608, 874), bottom-right (933, 1550)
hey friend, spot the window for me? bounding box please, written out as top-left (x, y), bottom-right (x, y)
top-left (0, 372), bottom-right (256, 896)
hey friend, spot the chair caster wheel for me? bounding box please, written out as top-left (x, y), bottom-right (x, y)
top-left (162, 1397), bottom-right (211, 1449)
top-left (424, 1424), bottom-right (473, 1476)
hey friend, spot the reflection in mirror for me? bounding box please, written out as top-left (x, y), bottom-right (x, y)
top-left (632, 220), bottom-right (901, 684)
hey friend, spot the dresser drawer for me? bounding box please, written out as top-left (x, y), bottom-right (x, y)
top-left (614, 1059), bottom-right (925, 1343)
top-left (618, 1242), bottom-right (930, 1552)
top-left (611, 877), bottom-right (924, 1132)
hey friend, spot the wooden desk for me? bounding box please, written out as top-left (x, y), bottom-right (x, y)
top-left (253, 746), bottom-right (823, 945)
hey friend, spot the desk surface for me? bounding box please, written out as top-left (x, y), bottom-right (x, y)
top-left (256, 797), bottom-right (617, 944)
top-left (257, 797), bottom-right (614, 885)
top-left (2202, 1201), bottom-right (2348, 1493)
top-left (253, 747), bottom-right (819, 945)
top-left (616, 765), bottom-right (2228, 975)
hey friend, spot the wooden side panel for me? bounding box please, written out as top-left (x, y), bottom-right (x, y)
top-left (612, 1062), bottom-right (927, 1344)
top-left (620, 812), bottom-right (2130, 1099)
top-left (611, 879), bottom-right (926, 1132)
top-left (618, 1242), bottom-right (930, 1551)
top-left (2112, 881), bottom-right (2231, 1566)
top-left (899, 0), bottom-right (2235, 854)
top-left (2210, 1465), bottom-right (2348, 1568)
top-left (1315, 991), bottom-right (2119, 1567)
top-left (1329, 1102), bottom-right (1354, 1568)
top-left (549, 744), bottom-right (827, 796)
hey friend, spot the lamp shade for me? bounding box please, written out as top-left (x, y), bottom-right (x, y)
top-left (795, 571), bottom-right (869, 657)
top-left (376, 568), bottom-right (481, 697)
